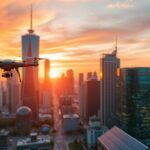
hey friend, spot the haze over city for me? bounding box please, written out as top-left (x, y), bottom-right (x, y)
top-left (0, 0), bottom-right (150, 78)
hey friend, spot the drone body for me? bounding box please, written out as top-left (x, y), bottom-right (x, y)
top-left (0, 59), bottom-right (38, 82)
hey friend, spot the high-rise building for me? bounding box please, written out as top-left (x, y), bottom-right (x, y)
top-left (40, 91), bottom-right (51, 114)
top-left (60, 96), bottom-right (74, 115)
top-left (84, 74), bottom-right (100, 121)
top-left (21, 6), bottom-right (39, 119)
top-left (40, 59), bottom-right (51, 114)
top-left (1, 85), bottom-right (7, 113)
top-left (79, 73), bottom-right (84, 88)
top-left (0, 130), bottom-right (9, 150)
top-left (79, 72), bottom-right (100, 121)
top-left (44, 59), bottom-right (51, 88)
top-left (117, 68), bottom-right (150, 145)
top-left (79, 73), bottom-right (84, 120)
top-left (6, 69), bottom-right (21, 113)
top-left (87, 72), bottom-right (92, 81)
top-left (66, 69), bottom-right (74, 94)
top-left (0, 82), bottom-right (5, 112)
top-left (59, 69), bottom-right (74, 95)
top-left (100, 48), bottom-right (120, 127)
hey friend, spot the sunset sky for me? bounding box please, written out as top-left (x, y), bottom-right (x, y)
top-left (0, 0), bottom-right (150, 78)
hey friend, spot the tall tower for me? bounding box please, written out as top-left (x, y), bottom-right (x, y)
top-left (6, 69), bottom-right (21, 113)
top-left (22, 5), bottom-right (39, 119)
top-left (44, 59), bottom-right (51, 89)
top-left (100, 46), bottom-right (120, 127)
top-left (66, 69), bottom-right (74, 94)
top-left (118, 68), bottom-right (150, 141)
top-left (84, 77), bottom-right (100, 121)
top-left (79, 73), bottom-right (84, 121)
top-left (40, 59), bottom-right (51, 114)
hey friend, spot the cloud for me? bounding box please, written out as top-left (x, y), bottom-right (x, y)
top-left (107, 0), bottom-right (134, 9)
top-left (0, 0), bottom-right (150, 75)
top-left (58, 0), bottom-right (76, 2)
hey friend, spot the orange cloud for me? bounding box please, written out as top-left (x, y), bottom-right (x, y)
top-left (0, 0), bottom-right (149, 78)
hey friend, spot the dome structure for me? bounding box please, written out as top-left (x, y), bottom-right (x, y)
top-left (16, 106), bottom-right (32, 116)
top-left (41, 124), bottom-right (50, 134)
top-left (16, 106), bottom-right (32, 136)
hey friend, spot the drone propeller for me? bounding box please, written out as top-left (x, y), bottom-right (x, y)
top-left (25, 57), bottom-right (46, 60)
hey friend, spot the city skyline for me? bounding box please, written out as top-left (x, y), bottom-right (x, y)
top-left (0, 0), bottom-right (150, 78)
top-left (0, 1), bottom-right (149, 147)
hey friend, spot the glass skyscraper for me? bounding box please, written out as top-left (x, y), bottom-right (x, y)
top-left (117, 68), bottom-right (150, 144)
top-left (21, 7), bottom-right (39, 119)
top-left (100, 50), bottom-right (120, 127)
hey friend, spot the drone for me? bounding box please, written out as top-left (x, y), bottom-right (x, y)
top-left (0, 57), bottom-right (42, 82)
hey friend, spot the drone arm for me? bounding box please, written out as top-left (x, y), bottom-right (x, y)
top-left (15, 67), bottom-right (21, 82)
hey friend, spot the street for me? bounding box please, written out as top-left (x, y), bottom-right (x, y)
top-left (53, 89), bottom-right (69, 150)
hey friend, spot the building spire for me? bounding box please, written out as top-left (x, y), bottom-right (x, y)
top-left (30, 4), bottom-right (33, 30)
top-left (28, 4), bottom-right (34, 34)
top-left (115, 33), bottom-right (118, 54)
top-left (112, 33), bottom-right (118, 56)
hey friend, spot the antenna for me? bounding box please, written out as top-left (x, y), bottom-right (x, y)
top-left (30, 4), bottom-right (33, 30)
top-left (113, 33), bottom-right (118, 56)
top-left (28, 4), bottom-right (34, 34)
top-left (115, 33), bottom-right (118, 54)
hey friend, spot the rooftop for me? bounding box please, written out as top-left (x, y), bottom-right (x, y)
top-left (98, 126), bottom-right (148, 150)
top-left (0, 130), bottom-right (9, 136)
top-left (63, 113), bottom-right (79, 118)
top-left (17, 135), bottom-right (51, 146)
top-left (16, 106), bottom-right (32, 116)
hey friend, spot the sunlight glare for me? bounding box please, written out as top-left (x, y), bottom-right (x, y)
top-left (50, 69), bottom-right (60, 78)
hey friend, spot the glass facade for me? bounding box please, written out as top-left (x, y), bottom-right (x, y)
top-left (117, 68), bottom-right (150, 142)
top-left (100, 52), bottom-right (120, 127)
top-left (21, 33), bottom-right (39, 120)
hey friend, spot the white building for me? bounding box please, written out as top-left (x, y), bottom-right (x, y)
top-left (86, 117), bottom-right (107, 149)
top-left (17, 133), bottom-right (52, 150)
top-left (63, 114), bottom-right (80, 132)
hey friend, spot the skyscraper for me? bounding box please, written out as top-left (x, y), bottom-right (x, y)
top-left (79, 73), bottom-right (100, 121)
top-left (79, 73), bottom-right (84, 88)
top-left (40, 59), bottom-right (51, 114)
top-left (6, 69), bottom-right (21, 113)
top-left (117, 68), bottom-right (150, 144)
top-left (84, 75), bottom-right (100, 121)
top-left (100, 48), bottom-right (120, 127)
top-left (79, 73), bottom-right (85, 121)
top-left (59, 69), bottom-right (74, 94)
top-left (21, 6), bottom-right (39, 119)
top-left (44, 59), bottom-right (51, 88)
top-left (66, 69), bottom-right (74, 94)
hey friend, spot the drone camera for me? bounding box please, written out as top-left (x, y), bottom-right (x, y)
top-left (2, 72), bottom-right (13, 78)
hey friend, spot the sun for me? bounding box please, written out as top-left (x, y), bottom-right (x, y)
top-left (49, 69), bottom-right (60, 78)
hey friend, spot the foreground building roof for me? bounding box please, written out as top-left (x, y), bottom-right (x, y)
top-left (98, 126), bottom-right (148, 150)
